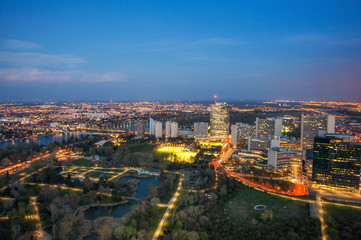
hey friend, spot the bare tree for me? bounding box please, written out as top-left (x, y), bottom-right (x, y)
top-left (83, 190), bottom-right (98, 204)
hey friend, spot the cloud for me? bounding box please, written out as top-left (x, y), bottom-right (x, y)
top-left (284, 34), bottom-right (329, 43)
top-left (284, 34), bottom-right (361, 46)
top-left (0, 51), bottom-right (85, 67)
top-left (3, 39), bottom-right (42, 49)
top-left (0, 68), bottom-right (126, 83)
top-left (329, 38), bottom-right (361, 45)
top-left (147, 38), bottom-right (236, 51)
top-left (81, 72), bottom-right (127, 82)
top-left (0, 68), bottom-right (72, 82)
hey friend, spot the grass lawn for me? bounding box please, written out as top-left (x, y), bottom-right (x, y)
top-left (100, 168), bottom-right (124, 172)
top-left (73, 158), bottom-right (95, 167)
top-left (64, 167), bottom-right (122, 180)
top-left (85, 170), bottom-right (104, 178)
top-left (155, 146), bottom-right (198, 163)
top-left (102, 173), bottom-right (117, 179)
top-left (59, 188), bottom-right (83, 196)
top-left (223, 187), bottom-right (309, 225)
top-left (323, 203), bottom-right (361, 239)
top-left (73, 167), bottom-right (90, 173)
top-left (128, 143), bottom-right (151, 152)
top-left (323, 204), bottom-right (361, 221)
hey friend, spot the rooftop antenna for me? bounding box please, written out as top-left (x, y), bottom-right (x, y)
top-left (214, 94), bottom-right (218, 104)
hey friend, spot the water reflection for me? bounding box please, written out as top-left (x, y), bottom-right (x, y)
top-left (0, 132), bottom-right (94, 148)
top-left (83, 175), bottom-right (160, 220)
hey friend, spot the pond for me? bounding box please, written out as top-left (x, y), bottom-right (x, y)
top-left (119, 176), bottom-right (160, 199)
top-left (254, 205), bottom-right (267, 210)
top-left (83, 175), bottom-right (160, 220)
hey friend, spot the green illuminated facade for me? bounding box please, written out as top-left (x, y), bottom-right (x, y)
top-left (312, 136), bottom-right (361, 192)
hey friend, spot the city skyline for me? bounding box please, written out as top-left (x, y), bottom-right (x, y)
top-left (1, 2), bottom-right (361, 239)
top-left (0, 98), bottom-right (360, 239)
top-left (1, 1), bottom-right (361, 101)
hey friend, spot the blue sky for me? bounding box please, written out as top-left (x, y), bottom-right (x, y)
top-left (0, 0), bottom-right (361, 101)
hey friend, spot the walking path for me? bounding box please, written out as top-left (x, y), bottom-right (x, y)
top-left (152, 173), bottom-right (184, 240)
top-left (30, 196), bottom-right (52, 240)
top-left (315, 195), bottom-right (326, 240)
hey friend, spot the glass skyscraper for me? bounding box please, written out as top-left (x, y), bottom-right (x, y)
top-left (312, 135), bottom-right (361, 192)
top-left (210, 102), bottom-right (229, 141)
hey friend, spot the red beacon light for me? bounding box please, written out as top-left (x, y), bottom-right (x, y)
top-left (214, 94), bottom-right (218, 103)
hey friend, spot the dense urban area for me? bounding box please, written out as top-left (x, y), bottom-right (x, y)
top-left (0, 100), bottom-right (361, 240)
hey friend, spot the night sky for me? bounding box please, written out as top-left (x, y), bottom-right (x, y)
top-left (1, 0), bottom-right (361, 101)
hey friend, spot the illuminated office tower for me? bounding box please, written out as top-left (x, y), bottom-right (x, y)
top-left (300, 114), bottom-right (335, 149)
top-left (312, 134), bottom-right (361, 193)
top-left (155, 121), bottom-right (163, 138)
top-left (279, 135), bottom-right (299, 150)
top-left (137, 119), bottom-right (145, 137)
top-left (231, 123), bottom-right (256, 146)
top-left (248, 136), bottom-right (271, 153)
top-left (255, 117), bottom-right (282, 138)
top-left (165, 121), bottom-right (171, 138)
top-left (231, 124), bottom-right (238, 146)
top-left (194, 122), bottom-right (209, 137)
top-left (171, 122), bottom-right (178, 138)
top-left (248, 135), bottom-right (282, 154)
top-left (210, 102), bottom-right (230, 141)
top-left (327, 114), bottom-right (335, 134)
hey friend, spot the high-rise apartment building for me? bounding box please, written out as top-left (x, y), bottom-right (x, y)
top-left (194, 122), bottom-right (209, 137)
top-left (300, 114), bottom-right (335, 149)
top-left (210, 102), bottom-right (229, 141)
top-left (165, 121), bottom-right (171, 138)
top-left (312, 134), bottom-right (361, 193)
top-left (149, 117), bottom-right (156, 136)
top-left (155, 121), bottom-right (163, 138)
top-left (137, 119), bottom-right (145, 137)
top-left (171, 122), bottom-right (178, 138)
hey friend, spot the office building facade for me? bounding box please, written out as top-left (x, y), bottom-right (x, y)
top-left (231, 123), bottom-right (256, 146)
top-left (255, 117), bottom-right (283, 138)
top-left (210, 102), bottom-right (230, 141)
top-left (312, 135), bottom-right (361, 193)
top-left (194, 122), bottom-right (209, 137)
top-left (300, 114), bottom-right (335, 150)
top-left (267, 147), bottom-right (302, 176)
